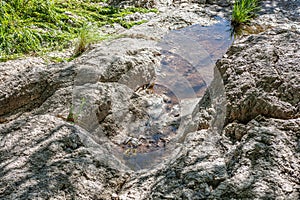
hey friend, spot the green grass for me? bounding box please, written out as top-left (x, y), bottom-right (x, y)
top-left (73, 24), bottom-right (109, 57)
top-left (231, 0), bottom-right (260, 27)
top-left (0, 0), bottom-right (157, 61)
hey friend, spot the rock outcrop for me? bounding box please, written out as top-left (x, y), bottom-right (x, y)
top-left (0, 0), bottom-right (299, 199)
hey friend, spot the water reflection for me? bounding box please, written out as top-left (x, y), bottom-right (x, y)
top-left (157, 17), bottom-right (233, 89)
top-left (121, 18), bottom-right (233, 170)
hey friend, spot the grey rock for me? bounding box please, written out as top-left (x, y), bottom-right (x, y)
top-left (217, 31), bottom-right (300, 124)
top-left (108, 0), bottom-right (158, 8)
top-left (0, 115), bottom-right (129, 199)
top-left (206, 0), bottom-right (231, 7)
top-left (214, 118), bottom-right (300, 199)
top-left (1, 1), bottom-right (299, 200)
top-left (0, 62), bottom-right (75, 122)
top-left (76, 38), bottom-right (159, 89)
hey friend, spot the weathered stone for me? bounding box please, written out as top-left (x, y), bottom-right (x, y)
top-left (1, 0), bottom-right (299, 199)
top-left (0, 62), bottom-right (75, 122)
top-left (217, 30), bottom-right (300, 124)
top-left (214, 118), bottom-right (300, 199)
top-left (0, 115), bottom-right (129, 199)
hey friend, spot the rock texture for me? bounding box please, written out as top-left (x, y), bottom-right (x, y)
top-left (1, 0), bottom-right (300, 199)
top-left (219, 30), bottom-right (300, 124)
top-left (117, 29), bottom-right (300, 199)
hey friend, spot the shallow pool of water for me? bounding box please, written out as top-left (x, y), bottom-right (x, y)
top-left (120, 18), bottom-right (233, 170)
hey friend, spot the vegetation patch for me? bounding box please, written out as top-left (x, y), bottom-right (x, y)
top-left (0, 0), bottom-right (157, 61)
top-left (231, 0), bottom-right (260, 27)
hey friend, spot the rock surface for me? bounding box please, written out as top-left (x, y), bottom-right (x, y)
top-left (1, 0), bottom-right (299, 199)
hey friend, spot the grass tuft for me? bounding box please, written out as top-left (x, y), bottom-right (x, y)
top-left (74, 24), bottom-right (108, 56)
top-left (0, 0), bottom-right (157, 61)
top-left (231, 0), bottom-right (260, 27)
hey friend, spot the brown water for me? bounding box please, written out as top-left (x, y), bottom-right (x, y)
top-left (120, 18), bottom-right (233, 170)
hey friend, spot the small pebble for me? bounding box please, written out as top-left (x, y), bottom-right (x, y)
top-left (163, 96), bottom-right (172, 103)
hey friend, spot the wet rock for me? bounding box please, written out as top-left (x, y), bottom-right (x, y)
top-left (118, 129), bottom-right (228, 199)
